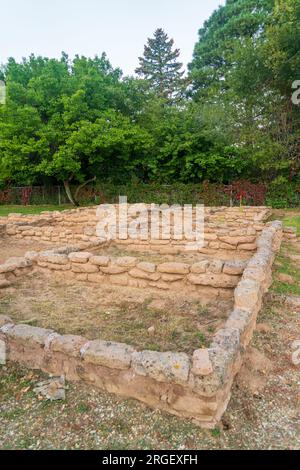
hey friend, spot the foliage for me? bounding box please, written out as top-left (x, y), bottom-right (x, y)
top-left (136, 28), bottom-right (185, 103)
top-left (189, 0), bottom-right (300, 185)
top-left (0, 6), bottom-right (299, 207)
top-left (266, 177), bottom-right (300, 208)
top-left (224, 180), bottom-right (267, 206)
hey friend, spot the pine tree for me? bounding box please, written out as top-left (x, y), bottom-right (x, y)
top-left (135, 28), bottom-right (185, 102)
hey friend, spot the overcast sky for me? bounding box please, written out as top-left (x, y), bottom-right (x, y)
top-left (0, 0), bottom-right (225, 76)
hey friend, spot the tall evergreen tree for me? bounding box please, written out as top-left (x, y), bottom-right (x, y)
top-left (135, 28), bottom-right (185, 102)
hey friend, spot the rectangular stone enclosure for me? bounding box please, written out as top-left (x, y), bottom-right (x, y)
top-left (0, 206), bottom-right (286, 427)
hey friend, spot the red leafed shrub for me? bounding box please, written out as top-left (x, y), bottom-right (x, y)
top-left (224, 181), bottom-right (267, 206)
top-left (21, 187), bottom-right (33, 206)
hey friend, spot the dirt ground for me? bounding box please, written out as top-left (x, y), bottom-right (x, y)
top-left (0, 211), bottom-right (299, 449)
top-left (0, 272), bottom-right (232, 353)
top-left (92, 243), bottom-right (251, 263)
top-left (0, 237), bottom-right (54, 264)
top-left (0, 283), bottom-right (299, 449)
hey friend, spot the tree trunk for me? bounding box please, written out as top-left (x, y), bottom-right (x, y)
top-left (63, 176), bottom-right (97, 206)
top-left (63, 180), bottom-right (78, 206)
top-left (74, 176), bottom-right (96, 203)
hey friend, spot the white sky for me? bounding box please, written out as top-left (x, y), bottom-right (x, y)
top-left (0, 0), bottom-right (225, 76)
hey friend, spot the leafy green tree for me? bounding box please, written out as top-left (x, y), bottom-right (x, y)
top-left (136, 28), bottom-right (185, 102)
top-left (189, 0), bottom-right (274, 99)
top-left (189, 0), bottom-right (300, 184)
top-left (37, 110), bottom-right (154, 203)
top-left (0, 53), bottom-right (155, 204)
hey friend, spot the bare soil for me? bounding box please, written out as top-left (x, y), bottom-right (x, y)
top-left (0, 272), bottom-right (232, 354)
top-left (0, 237), bottom-right (54, 265)
top-left (93, 243), bottom-right (251, 263)
top-left (0, 286), bottom-right (299, 449)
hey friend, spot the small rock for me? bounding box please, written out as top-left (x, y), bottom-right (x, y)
top-left (148, 326), bottom-right (155, 335)
top-left (277, 273), bottom-right (294, 285)
top-left (33, 376), bottom-right (66, 401)
top-left (256, 323), bottom-right (272, 334)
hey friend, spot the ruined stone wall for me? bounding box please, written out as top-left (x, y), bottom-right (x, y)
top-left (1, 206), bottom-right (273, 254)
top-left (0, 255), bottom-right (34, 289)
top-left (35, 249), bottom-right (245, 294)
top-left (0, 221), bottom-right (283, 427)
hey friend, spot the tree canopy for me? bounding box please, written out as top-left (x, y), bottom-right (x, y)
top-left (136, 28), bottom-right (185, 103)
top-left (0, 5), bottom-right (299, 205)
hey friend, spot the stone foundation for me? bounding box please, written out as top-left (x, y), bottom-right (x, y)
top-left (2, 206), bottom-right (273, 254)
top-left (0, 216), bottom-right (283, 428)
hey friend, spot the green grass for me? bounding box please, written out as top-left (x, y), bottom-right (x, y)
top-left (282, 215), bottom-right (300, 236)
top-left (272, 244), bottom-right (300, 296)
top-left (0, 204), bottom-right (74, 216)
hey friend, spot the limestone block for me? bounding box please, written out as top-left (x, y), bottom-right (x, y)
top-left (87, 273), bottom-right (105, 283)
top-left (0, 279), bottom-right (11, 288)
top-left (6, 324), bottom-right (54, 347)
top-left (192, 349), bottom-right (213, 376)
top-left (128, 278), bottom-right (148, 288)
top-left (136, 262), bottom-right (156, 273)
top-left (129, 268), bottom-right (160, 281)
top-left (238, 243), bottom-right (257, 251)
top-left (0, 315), bottom-right (13, 327)
top-left (68, 252), bottom-right (91, 263)
top-left (190, 260), bottom-right (210, 274)
top-left (207, 260), bottom-right (224, 274)
top-left (149, 281), bottom-right (170, 290)
top-left (223, 261), bottom-right (246, 275)
top-left (219, 242), bottom-right (236, 251)
top-left (90, 256), bottom-right (110, 266)
top-left (157, 262), bottom-right (190, 275)
top-left (47, 263), bottom-right (71, 271)
top-left (82, 340), bottom-right (135, 370)
top-left (50, 334), bottom-right (87, 358)
top-left (115, 256), bottom-right (137, 267)
top-left (225, 308), bottom-right (252, 334)
top-left (188, 273), bottom-right (239, 288)
top-left (161, 274), bottom-right (184, 282)
top-left (72, 263), bottom-right (99, 273)
top-left (132, 350), bottom-right (190, 385)
top-left (234, 278), bottom-right (261, 311)
top-left (208, 242), bottom-right (220, 249)
top-left (101, 266), bottom-right (128, 274)
top-left (109, 274), bottom-right (129, 286)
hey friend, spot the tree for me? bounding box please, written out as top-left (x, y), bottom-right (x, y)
top-left (188, 0), bottom-right (300, 184)
top-left (136, 28), bottom-right (185, 102)
top-left (0, 54), bottom-right (154, 204)
top-left (189, 0), bottom-right (274, 99)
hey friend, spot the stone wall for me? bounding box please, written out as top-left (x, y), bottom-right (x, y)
top-left (1, 206), bottom-right (273, 254)
top-left (35, 249), bottom-right (246, 294)
top-left (0, 255), bottom-right (34, 289)
top-left (0, 221), bottom-right (283, 427)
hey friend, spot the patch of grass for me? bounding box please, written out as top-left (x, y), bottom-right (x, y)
top-left (0, 204), bottom-right (74, 216)
top-left (282, 215), bottom-right (300, 236)
top-left (270, 210), bottom-right (300, 236)
top-left (2, 407), bottom-right (27, 420)
top-left (272, 281), bottom-right (300, 297)
top-left (272, 243), bottom-right (300, 296)
top-left (76, 402), bottom-right (90, 414)
top-left (211, 427), bottom-right (221, 438)
top-left (196, 332), bottom-right (208, 348)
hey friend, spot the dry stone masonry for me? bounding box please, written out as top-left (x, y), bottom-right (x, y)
top-left (0, 206), bottom-right (288, 427)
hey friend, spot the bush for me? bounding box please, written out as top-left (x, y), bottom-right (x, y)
top-left (1, 179), bottom-right (299, 208)
top-left (266, 178), bottom-right (300, 209)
